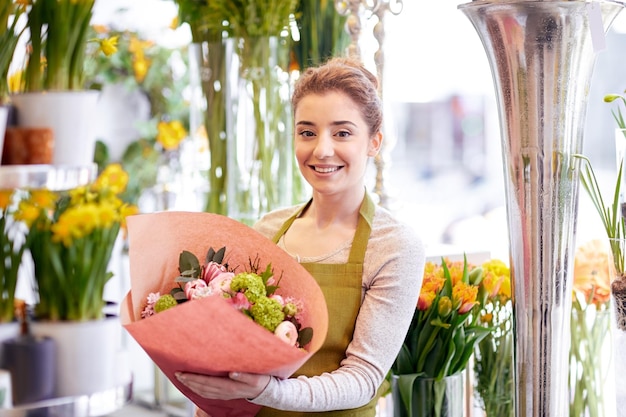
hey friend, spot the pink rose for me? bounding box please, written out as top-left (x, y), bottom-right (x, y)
top-left (274, 321), bottom-right (298, 346)
top-left (202, 261), bottom-right (228, 283)
top-left (184, 279), bottom-right (208, 299)
top-left (209, 272), bottom-right (235, 297)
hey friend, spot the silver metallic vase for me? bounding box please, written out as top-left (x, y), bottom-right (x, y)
top-left (458, 1), bottom-right (623, 416)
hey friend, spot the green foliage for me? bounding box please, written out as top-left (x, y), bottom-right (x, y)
top-left (574, 154), bottom-right (625, 275)
top-left (174, 0), bottom-right (297, 39)
top-left (0, 2), bottom-right (24, 102)
top-left (292, 0), bottom-right (349, 70)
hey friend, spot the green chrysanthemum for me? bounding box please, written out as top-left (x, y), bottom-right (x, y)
top-left (231, 272), bottom-right (266, 303)
top-left (250, 297), bottom-right (284, 332)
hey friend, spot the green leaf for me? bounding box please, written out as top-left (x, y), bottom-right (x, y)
top-left (297, 327), bottom-right (313, 347)
top-left (179, 250), bottom-right (201, 278)
top-left (206, 246), bottom-right (226, 264)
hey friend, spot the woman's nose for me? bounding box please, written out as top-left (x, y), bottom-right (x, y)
top-left (313, 134), bottom-right (334, 159)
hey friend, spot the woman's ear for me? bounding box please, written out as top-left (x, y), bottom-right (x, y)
top-left (368, 131), bottom-right (383, 157)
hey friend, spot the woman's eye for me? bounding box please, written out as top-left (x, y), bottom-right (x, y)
top-left (336, 130), bottom-right (351, 138)
top-left (298, 130), bottom-right (315, 138)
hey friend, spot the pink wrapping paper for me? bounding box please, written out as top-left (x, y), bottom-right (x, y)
top-left (120, 211), bottom-right (328, 417)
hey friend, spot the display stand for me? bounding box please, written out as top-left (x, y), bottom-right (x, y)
top-left (0, 164), bottom-right (132, 416)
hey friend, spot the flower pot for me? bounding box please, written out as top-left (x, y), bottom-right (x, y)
top-left (29, 316), bottom-right (127, 398)
top-left (10, 90), bottom-right (100, 166)
top-left (391, 373), bottom-right (464, 417)
top-left (0, 106), bottom-right (8, 163)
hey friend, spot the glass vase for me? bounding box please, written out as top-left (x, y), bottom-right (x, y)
top-left (188, 40), bottom-right (228, 215)
top-left (459, 2), bottom-right (624, 415)
top-left (569, 300), bottom-right (614, 417)
top-left (224, 36), bottom-right (293, 225)
top-left (473, 300), bottom-right (514, 417)
top-left (391, 373), bottom-right (464, 417)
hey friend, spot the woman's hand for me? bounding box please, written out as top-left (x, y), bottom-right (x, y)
top-left (175, 371), bottom-right (271, 401)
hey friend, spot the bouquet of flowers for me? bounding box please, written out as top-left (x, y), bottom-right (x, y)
top-left (473, 259), bottom-right (513, 417)
top-left (391, 257), bottom-right (492, 417)
top-left (141, 246), bottom-right (313, 349)
top-left (569, 239), bottom-right (613, 417)
top-left (120, 211), bottom-right (328, 417)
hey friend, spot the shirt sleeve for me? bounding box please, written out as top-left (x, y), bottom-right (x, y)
top-left (249, 209), bottom-right (426, 412)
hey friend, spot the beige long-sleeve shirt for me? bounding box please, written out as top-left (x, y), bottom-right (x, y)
top-left (248, 202), bottom-right (426, 412)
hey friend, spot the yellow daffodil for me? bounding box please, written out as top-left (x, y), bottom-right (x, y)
top-left (157, 120), bottom-right (188, 151)
top-left (98, 36), bottom-right (119, 57)
top-left (13, 164), bottom-right (138, 321)
top-left (0, 191), bottom-right (13, 211)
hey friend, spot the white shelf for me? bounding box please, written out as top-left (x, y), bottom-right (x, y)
top-left (0, 164), bottom-right (97, 191)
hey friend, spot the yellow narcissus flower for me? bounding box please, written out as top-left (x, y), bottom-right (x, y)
top-left (0, 191), bottom-right (13, 211)
top-left (12, 201), bottom-right (41, 227)
top-left (573, 239), bottom-right (612, 308)
top-left (98, 36), bottom-right (119, 57)
top-left (8, 70), bottom-right (22, 93)
top-left (93, 163), bottom-right (129, 195)
top-left (129, 36), bottom-right (153, 83)
top-left (157, 120), bottom-right (187, 151)
top-left (30, 189), bottom-right (58, 209)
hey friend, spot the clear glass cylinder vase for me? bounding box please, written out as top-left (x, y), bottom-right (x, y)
top-left (391, 373), bottom-right (464, 417)
top-left (569, 301), bottom-right (614, 417)
top-left (188, 40), bottom-right (228, 215)
top-left (224, 36), bottom-right (293, 225)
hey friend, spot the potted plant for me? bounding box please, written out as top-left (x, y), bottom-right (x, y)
top-left (11, 163), bottom-right (138, 398)
top-left (9, 0), bottom-right (118, 165)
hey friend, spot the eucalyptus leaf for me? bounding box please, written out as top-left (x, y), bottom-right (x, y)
top-left (179, 250), bottom-right (201, 278)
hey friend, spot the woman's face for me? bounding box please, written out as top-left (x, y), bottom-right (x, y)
top-left (294, 91), bottom-right (381, 197)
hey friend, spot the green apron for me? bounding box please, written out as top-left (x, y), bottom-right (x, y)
top-left (257, 193), bottom-right (387, 417)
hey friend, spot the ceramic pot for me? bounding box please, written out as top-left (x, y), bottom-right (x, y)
top-left (10, 90), bottom-right (100, 166)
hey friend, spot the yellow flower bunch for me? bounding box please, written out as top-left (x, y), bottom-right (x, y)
top-left (15, 164), bottom-right (138, 321)
top-left (156, 120), bottom-right (187, 151)
top-left (393, 257), bottom-right (489, 379)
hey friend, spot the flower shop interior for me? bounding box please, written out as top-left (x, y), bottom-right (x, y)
top-left (2, 0), bottom-right (626, 416)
